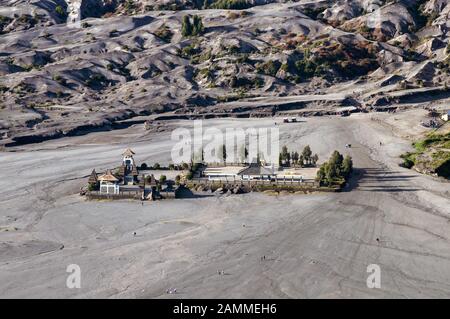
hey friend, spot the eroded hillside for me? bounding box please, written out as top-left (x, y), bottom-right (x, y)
top-left (0, 0), bottom-right (449, 146)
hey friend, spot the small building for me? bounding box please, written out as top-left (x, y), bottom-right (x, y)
top-left (119, 148), bottom-right (139, 185)
top-left (238, 163), bottom-right (276, 180)
top-left (122, 148), bottom-right (136, 169)
top-left (98, 169), bottom-right (120, 194)
top-left (441, 110), bottom-right (450, 122)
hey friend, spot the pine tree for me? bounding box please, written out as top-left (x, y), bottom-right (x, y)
top-left (192, 15), bottom-right (204, 36)
top-left (302, 145), bottom-right (312, 165)
top-left (181, 15), bottom-right (192, 37)
top-left (342, 155), bottom-right (353, 177)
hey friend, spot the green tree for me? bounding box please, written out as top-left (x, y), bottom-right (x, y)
top-left (280, 145), bottom-right (289, 165)
top-left (342, 155), bottom-right (353, 177)
top-left (159, 175), bottom-right (167, 184)
top-left (181, 15), bottom-right (192, 37)
top-left (292, 151), bottom-right (299, 164)
top-left (185, 171), bottom-right (194, 180)
top-left (302, 145), bottom-right (312, 165)
top-left (330, 150), bottom-right (343, 175)
top-left (175, 175), bottom-right (181, 185)
top-left (325, 162), bottom-right (337, 186)
top-left (192, 15), bottom-right (204, 36)
top-left (312, 154), bottom-right (319, 166)
top-left (316, 164), bottom-right (326, 185)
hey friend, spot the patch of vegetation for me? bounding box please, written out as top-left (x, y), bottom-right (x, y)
top-left (207, 0), bottom-right (251, 10)
top-left (229, 76), bottom-right (263, 89)
top-left (54, 5), bottom-right (67, 19)
top-left (124, 0), bottom-right (138, 15)
top-left (292, 39), bottom-right (378, 80)
top-left (256, 60), bottom-right (281, 77)
top-left (178, 42), bottom-right (213, 65)
top-left (154, 24), bottom-right (173, 42)
top-left (52, 74), bottom-right (66, 85)
top-left (0, 15), bottom-right (12, 34)
top-left (400, 132), bottom-right (450, 178)
top-left (13, 82), bottom-right (35, 96)
top-left (179, 43), bottom-right (201, 58)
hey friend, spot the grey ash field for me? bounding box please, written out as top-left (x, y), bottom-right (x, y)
top-left (0, 112), bottom-right (450, 298)
top-left (0, 0), bottom-right (450, 298)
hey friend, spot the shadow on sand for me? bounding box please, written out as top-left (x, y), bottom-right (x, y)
top-left (342, 167), bottom-right (421, 193)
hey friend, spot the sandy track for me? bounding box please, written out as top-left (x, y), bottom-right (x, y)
top-left (0, 111), bottom-right (449, 298)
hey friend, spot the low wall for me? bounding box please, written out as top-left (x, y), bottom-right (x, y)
top-left (186, 178), bottom-right (336, 193)
top-left (86, 190), bottom-right (142, 200)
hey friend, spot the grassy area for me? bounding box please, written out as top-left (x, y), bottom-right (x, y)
top-left (400, 131), bottom-right (450, 178)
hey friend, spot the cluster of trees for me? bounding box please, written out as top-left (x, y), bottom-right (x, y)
top-left (291, 41), bottom-right (378, 81)
top-left (316, 151), bottom-right (353, 186)
top-left (181, 15), bottom-right (204, 37)
top-left (206, 0), bottom-right (251, 10)
top-left (279, 145), bottom-right (318, 167)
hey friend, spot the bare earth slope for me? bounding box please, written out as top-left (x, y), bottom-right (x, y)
top-left (0, 0), bottom-right (449, 146)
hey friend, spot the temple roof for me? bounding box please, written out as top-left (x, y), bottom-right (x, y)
top-left (238, 163), bottom-right (275, 176)
top-left (98, 169), bottom-right (119, 182)
top-left (122, 148), bottom-right (135, 157)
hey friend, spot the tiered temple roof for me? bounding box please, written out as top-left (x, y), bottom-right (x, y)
top-left (122, 148), bottom-right (135, 157)
top-left (98, 169), bottom-right (119, 182)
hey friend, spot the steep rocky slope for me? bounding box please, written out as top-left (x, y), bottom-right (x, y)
top-left (0, 0), bottom-right (449, 146)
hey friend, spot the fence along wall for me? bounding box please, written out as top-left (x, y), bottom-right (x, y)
top-left (189, 178), bottom-right (321, 189)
